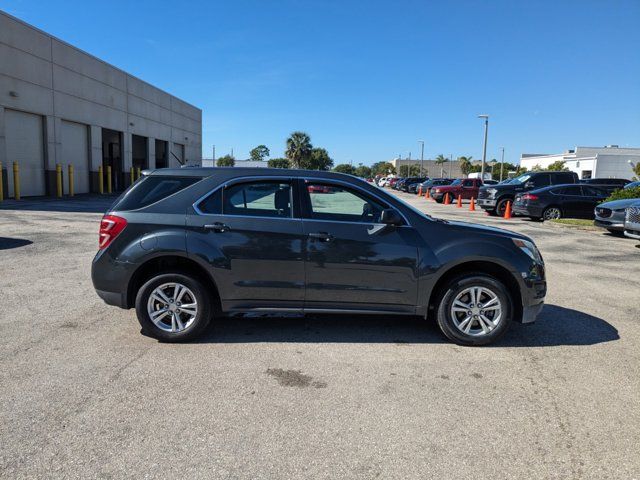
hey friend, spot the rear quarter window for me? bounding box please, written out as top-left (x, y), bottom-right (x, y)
top-left (113, 176), bottom-right (201, 211)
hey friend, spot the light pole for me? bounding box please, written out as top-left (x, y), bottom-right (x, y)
top-left (418, 140), bottom-right (424, 177)
top-left (478, 115), bottom-right (489, 180)
top-left (500, 146), bottom-right (505, 182)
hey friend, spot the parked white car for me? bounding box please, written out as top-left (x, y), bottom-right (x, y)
top-left (377, 177), bottom-right (388, 187)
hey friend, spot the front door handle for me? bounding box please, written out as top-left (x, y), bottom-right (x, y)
top-left (308, 232), bottom-right (333, 242)
top-left (204, 222), bottom-right (229, 233)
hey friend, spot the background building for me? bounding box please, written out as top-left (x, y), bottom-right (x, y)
top-left (0, 10), bottom-right (202, 197)
top-left (520, 146), bottom-right (639, 180)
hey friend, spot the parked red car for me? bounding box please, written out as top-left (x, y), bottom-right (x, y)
top-left (387, 178), bottom-right (399, 188)
top-left (430, 178), bottom-right (484, 203)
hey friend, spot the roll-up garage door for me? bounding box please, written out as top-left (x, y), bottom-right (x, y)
top-left (61, 120), bottom-right (90, 194)
top-left (170, 143), bottom-right (184, 167)
top-left (5, 109), bottom-right (45, 197)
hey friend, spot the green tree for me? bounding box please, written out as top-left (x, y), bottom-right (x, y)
top-left (307, 147), bottom-right (334, 171)
top-left (249, 145), bottom-right (270, 162)
top-left (285, 131), bottom-right (313, 168)
top-left (216, 154), bottom-right (235, 167)
top-left (354, 164), bottom-right (372, 178)
top-left (268, 158), bottom-right (290, 169)
top-left (333, 164), bottom-right (357, 175)
top-left (458, 156), bottom-right (473, 177)
top-left (435, 154), bottom-right (449, 177)
top-left (371, 161), bottom-right (396, 176)
top-left (531, 164), bottom-right (544, 172)
top-left (547, 160), bottom-right (569, 171)
top-left (491, 162), bottom-right (519, 181)
top-left (399, 165), bottom-right (409, 177)
top-left (632, 162), bottom-right (640, 179)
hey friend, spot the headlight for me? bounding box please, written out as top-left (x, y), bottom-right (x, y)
top-left (512, 238), bottom-right (543, 263)
top-left (434, 188), bottom-right (441, 193)
top-left (486, 188), bottom-right (497, 196)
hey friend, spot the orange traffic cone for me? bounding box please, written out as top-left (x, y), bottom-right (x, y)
top-left (469, 197), bottom-right (476, 211)
top-left (503, 200), bottom-right (512, 219)
top-left (456, 194), bottom-right (462, 208)
top-left (444, 193), bottom-right (451, 205)
top-left (425, 188), bottom-right (430, 199)
top-left (418, 185), bottom-right (422, 196)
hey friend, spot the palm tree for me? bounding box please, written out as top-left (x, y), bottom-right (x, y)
top-left (285, 132), bottom-right (312, 169)
top-left (458, 155), bottom-right (473, 177)
top-left (435, 154), bottom-right (448, 177)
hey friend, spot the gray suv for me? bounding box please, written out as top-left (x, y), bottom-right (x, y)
top-left (92, 168), bottom-right (546, 346)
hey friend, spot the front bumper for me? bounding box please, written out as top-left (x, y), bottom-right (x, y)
top-left (477, 198), bottom-right (496, 209)
top-left (522, 300), bottom-right (545, 324)
top-left (594, 219), bottom-right (624, 230)
top-left (624, 228), bottom-right (640, 240)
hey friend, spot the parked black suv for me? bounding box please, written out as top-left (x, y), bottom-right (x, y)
top-left (478, 171), bottom-right (579, 216)
top-left (92, 168), bottom-right (546, 346)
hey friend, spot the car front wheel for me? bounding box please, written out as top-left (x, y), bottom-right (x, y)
top-left (135, 273), bottom-right (211, 342)
top-left (436, 274), bottom-right (513, 346)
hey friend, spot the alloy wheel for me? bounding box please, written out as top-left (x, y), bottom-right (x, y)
top-left (450, 286), bottom-right (503, 336)
top-left (543, 207), bottom-right (561, 220)
top-left (146, 282), bottom-right (198, 333)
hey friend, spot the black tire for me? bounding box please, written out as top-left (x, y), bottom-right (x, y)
top-left (495, 198), bottom-right (512, 217)
top-left (542, 206), bottom-right (562, 221)
top-left (435, 197), bottom-right (444, 204)
top-left (135, 273), bottom-right (211, 342)
top-left (485, 209), bottom-right (498, 216)
top-left (435, 273), bottom-right (513, 346)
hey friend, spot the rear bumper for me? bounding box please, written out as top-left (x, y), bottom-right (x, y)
top-left (96, 288), bottom-right (128, 308)
top-left (513, 205), bottom-right (543, 218)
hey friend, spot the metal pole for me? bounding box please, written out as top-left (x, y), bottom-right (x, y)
top-left (419, 141), bottom-right (424, 177)
top-left (68, 164), bottom-right (74, 197)
top-left (479, 115), bottom-right (489, 180)
top-left (0, 161), bottom-right (3, 202)
top-left (13, 162), bottom-right (20, 200)
top-left (500, 147), bottom-right (505, 182)
top-left (212, 145), bottom-right (215, 163)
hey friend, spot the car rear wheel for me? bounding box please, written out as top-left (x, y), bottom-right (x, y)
top-left (135, 273), bottom-right (211, 342)
top-left (436, 274), bottom-right (513, 346)
top-left (542, 206), bottom-right (562, 221)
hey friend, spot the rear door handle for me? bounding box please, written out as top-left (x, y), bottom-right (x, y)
top-left (204, 222), bottom-right (229, 233)
top-left (308, 232), bottom-right (333, 242)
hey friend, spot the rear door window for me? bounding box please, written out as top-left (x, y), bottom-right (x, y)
top-left (553, 172), bottom-right (576, 184)
top-left (531, 174), bottom-right (551, 188)
top-left (114, 176), bottom-right (201, 210)
top-left (223, 181), bottom-right (292, 218)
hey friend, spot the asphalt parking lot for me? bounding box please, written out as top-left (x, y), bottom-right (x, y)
top-left (1, 193), bottom-right (638, 479)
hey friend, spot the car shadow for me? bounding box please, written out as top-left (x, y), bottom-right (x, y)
top-left (0, 237), bottom-right (33, 250)
top-left (0, 194), bottom-right (117, 213)
top-left (191, 304), bottom-right (618, 347)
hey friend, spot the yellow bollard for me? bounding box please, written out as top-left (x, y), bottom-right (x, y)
top-left (13, 162), bottom-right (20, 200)
top-left (130, 167), bottom-right (135, 186)
top-left (56, 164), bottom-right (63, 198)
top-left (137, 166), bottom-right (141, 180)
top-left (98, 165), bottom-right (104, 194)
top-left (107, 165), bottom-right (112, 194)
top-left (0, 161), bottom-right (3, 202)
top-left (68, 164), bottom-right (74, 197)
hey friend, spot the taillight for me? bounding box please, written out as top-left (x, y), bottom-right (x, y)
top-left (99, 215), bottom-right (127, 249)
top-left (522, 194), bottom-right (539, 201)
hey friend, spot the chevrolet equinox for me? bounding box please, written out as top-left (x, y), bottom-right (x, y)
top-left (92, 168), bottom-right (546, 346)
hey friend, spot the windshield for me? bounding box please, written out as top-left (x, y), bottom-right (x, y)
top-left (450, 179), bottom-right (462, 186)
top-left (510, 174), bottom-right (532, 185)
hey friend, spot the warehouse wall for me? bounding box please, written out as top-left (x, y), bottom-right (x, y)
top-left (0, 10), bottom-right (202, 196)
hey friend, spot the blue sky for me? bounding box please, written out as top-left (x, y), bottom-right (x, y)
top-left (3, 0), bottom-right (639, 165)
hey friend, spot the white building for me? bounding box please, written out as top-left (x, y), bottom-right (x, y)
top-left (0, 10), bottom-right (202, 197)
top-left (520, 146), bottom-right (640, 180)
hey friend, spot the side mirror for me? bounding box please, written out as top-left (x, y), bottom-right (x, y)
top-left (525, 181), bottom-right (534, 188)
top-left (380, 208), bottom-right (403, 226)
